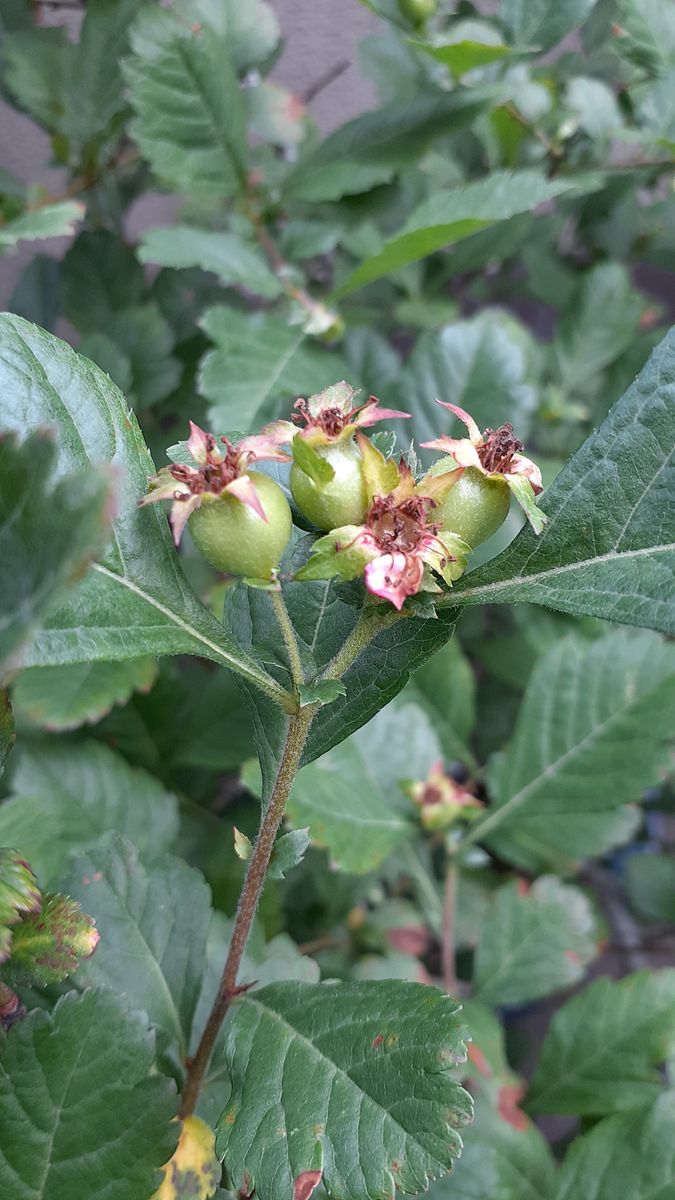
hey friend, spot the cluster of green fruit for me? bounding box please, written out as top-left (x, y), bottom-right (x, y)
top-left (142, 383), bottom-right (545, 609)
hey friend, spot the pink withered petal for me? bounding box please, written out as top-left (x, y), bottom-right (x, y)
top-left (355, 401), bottom-right (411, 428)
top-left (170, 493), bottom-right (201, 546)
top-left (225, 473), bottom-right (268, 521)
top-left (237, 425), bottom-right (293, 464)
top-left (187, 421), bottom-right (216, 465)
top-left (421, 435), bottom-right (483, 470)
top-left (364, 552), bottom-right (424, 610)
top-left (434, 400), bottom-right (482, 443)
top-left (507, 453), bottom-right (544, 495)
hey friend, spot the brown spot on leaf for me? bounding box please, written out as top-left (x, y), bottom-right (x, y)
top-left (292, 1170), bottom-right (322, 1200)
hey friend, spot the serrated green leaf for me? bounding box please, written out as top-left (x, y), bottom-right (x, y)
top-left (62, 833), bottom-right (211, 1064)
top-left (3, 892), bottom-right (98, 986)
top-left (284, 88), bottom-right (495, 203)
top-left (0, 200), bottom-right (84, 249)
top-left (428, 1099), bottom-right (555, 1200)
top-left (473, 877), bottom-right (598, 1006)
top-left (554, 263), bottom-right (642, 392)
top-left (286, 701), bottom-right (439, 873)
top-left (334, 171), bottom-right (594, 297)
top-left (62, 231), bottom-right (145, 333)
top-left (452, 327), bottom-right (675, 633)
top-left (474, 630), bottom-right (675, 870)
top-left (625, 853), bottom-right (675, 923)
top-left (501, 0), bottom-right (599, 51)
top-left (0, 315), bottom-right (281, 699)
top-left (0, 430), bottom-right (113, 677)
top-left (0, 739), bottom-right (178, 885)
top-left (553, 1093), bottom-right (675, 1200)
top-left (0, 988), bottom-right (178, 1200)
top-left (390, 314), bottom-right (535, 465)
top-left (527, 970), bottom-right (675, 1116)
top-left (268, 828), bottom-right (311, 880)
top-left (199, 307), bottom-right (351, 431)
top-left (13, 658), bottom-right (157, 731)
top-left (216, 980), bottom-right (473, 1200)
top-left (138, 225), bottom-right (282, 298)
top-left (126, 27), bottom-right (247, 196)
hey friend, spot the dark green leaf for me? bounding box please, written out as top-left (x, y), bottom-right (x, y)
top-left (0, 315), bottom-right (280, 698)
top-left (554, 263), bottom-right (642, 392)
top-left (62, 231), bottom-right (145, 334)
top-left (452, 327), bottom-right (675, 634)
top-left (429, 1101), bottom-right (555, 1200)
top-left (501, 0), bottom-right (600, 51)
top-left (62, 834), bottom-right (211, 1065)
top-left (411, 39), bottom-right (516, 76)
top-left (625, 853), bottom-right (675, 923)
top-left (553, 1094), bottom-right (675, 1199)
top-left (527, 970), bottom-right (675, 1115)
top-left (0, 988), bottom-right (178, 1200)
top-left (0, 430), bottom-right (113, 676)
top-left (333, 171), bottom-right (594, 296)
top-left (216, 980), bottom-right (473, 1200)
top-left (404, 639), bottom-right (477, 767)
top-left (473, 877), bottom-right (598, 1006)
top-left (138, 225), bottom-right (281, 298)
top-left (0, 739), bottom-right (178, 885)
top-left (477, 631), bottom-right (673, 871)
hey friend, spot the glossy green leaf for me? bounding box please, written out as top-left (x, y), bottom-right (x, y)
top-left (501, 0), bottom-right (599, 51)
top-left (452, 327), bottom-right (675, 634)
top-left (62, 834), bottom-right (211, 1065)
top-left (199, 307), bottom-right (350, 431)
top-left (0, 430), bottom-right (113, 677)
top-left (0, 315), bottom-right (280, 698)
top-left (527, 970), bottom-right (675, 1115)
top-left (12, 658), bottom-right (157, 731)
top-left (0, 988), bottom-right (178, 1200)
top-left (216, 980), bottom-right (473, 1200)
top-left (477, 630), bottom-right (674, 870)
top-left (138, 226), bottom-right (281, 298)
top-left (0, 201), bottom-right (84, 249)
top-left (473, 876), bottom-right (598, 1006)
top-left (334, 171), bottom-right (592, 296)
top-left (0, 739), bottom-right (178, 885)
top-left (284, 88), bottom-right (495, 203)
top-left (553, 1093), bottom-right (675, 1200)
top-left (126, 27), bottom-right (247, 196)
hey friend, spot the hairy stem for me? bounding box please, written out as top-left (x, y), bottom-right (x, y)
top-left (180, 704), bottom-right (316, 1117)
top-left (271, 590), bottom-right (305, 693)
top-left (441, 856), bottom-right (458, 996)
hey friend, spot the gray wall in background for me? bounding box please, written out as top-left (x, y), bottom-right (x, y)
top-left (0, 0), bottom-right (378, 306)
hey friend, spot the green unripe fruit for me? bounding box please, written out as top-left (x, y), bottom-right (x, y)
top-left (290, 440), bottom-right (368, 531)
top-left (435, 467), bottom-right (511, 548)
top-left (398, 0), bottom-right (437, 23)
top-left (188, 472), bottom-right (292, 579)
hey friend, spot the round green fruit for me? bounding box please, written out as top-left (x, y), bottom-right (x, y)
top-left (188, 472), bottom-right (292, 579)
top-left (290, 440), bottom-right (368, 531)
top-left (435, 467), bottom-right (511, 548)
top-left (398, 0), bottom-right (437, 23)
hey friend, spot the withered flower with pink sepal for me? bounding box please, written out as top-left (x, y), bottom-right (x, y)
top-left (421, 401), bottom-right (547, 545)
top-left (407, 760), bottom-right (483, 833)
top-left (139, 421), bottom-right (293, 583)
top-left (295, 437), bottom-right (470, 611)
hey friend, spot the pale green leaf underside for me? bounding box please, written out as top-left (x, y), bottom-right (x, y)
top-left (452, 327), bottom-right (675, 633)
top-left (0, 201), bottom-right (84, 249)
top-left (0, 314), bottom-right (277, 695)
top-left (0, 988), bottom-right (177, 1200)
top-left (217, 980), bottom-right (473, 1200)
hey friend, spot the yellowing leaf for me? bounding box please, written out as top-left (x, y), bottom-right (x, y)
top-left (154, 1116), bottom-right (220, 1199)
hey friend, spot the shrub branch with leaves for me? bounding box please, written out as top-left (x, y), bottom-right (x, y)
top-left (0, 0), bottom-right (674, 1198)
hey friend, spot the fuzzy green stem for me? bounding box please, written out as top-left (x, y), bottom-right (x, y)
top-left (441, 856), bottom-right (458, 996)
top-left (271, 590), bottom-right (305, 693)
top-left (180, 704), bottom-right (316, 1117)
